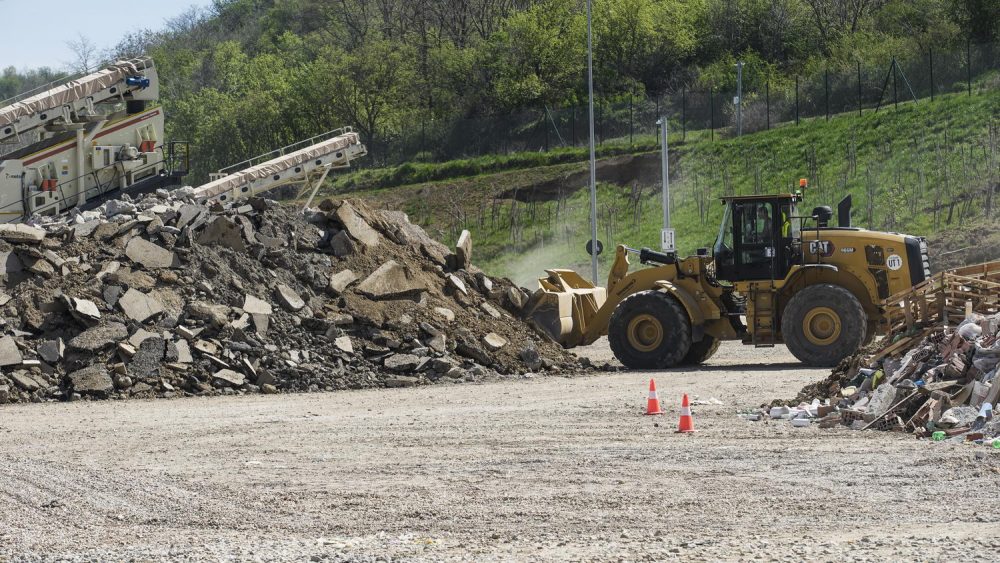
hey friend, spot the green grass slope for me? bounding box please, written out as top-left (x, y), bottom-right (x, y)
top-left (327, 90), bottom-right (1000, 286)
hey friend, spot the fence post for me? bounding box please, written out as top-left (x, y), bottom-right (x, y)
top-left (710, 87), bottom-right (715, 141)
top-left (765, 81), bottom-right (770, 130)
top-left (928, 47), bottom-right (934, 101)
top-left (857, 61), bottom-right (863, 116)
top-left (681, 87), bottom-right (687, 141)
top-left (572, 106), bottom-right (577, 146)
top-left (543, 106), bottom-right (550, 152)
top-left (892, 58), bottom-right (898, 109)
top-left (629, 93), bottom-right (634, 145)
top-left (825, 69), bottom-right (830, 121)
top-left (795, 76), bottom-right (799, 125)
top-left (967, 37), bottom-right (972, 97)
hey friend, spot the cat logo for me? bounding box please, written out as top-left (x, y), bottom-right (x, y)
top-left (808, 240), bottom-right (835, 257)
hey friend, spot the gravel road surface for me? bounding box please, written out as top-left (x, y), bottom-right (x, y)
top-left (2, 341), bottom-right (999, 561)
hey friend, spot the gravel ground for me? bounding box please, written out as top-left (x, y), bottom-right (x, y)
top-left (2, 340), bottom-right (1000, 561)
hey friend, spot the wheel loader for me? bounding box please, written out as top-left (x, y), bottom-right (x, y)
top-left (525, 187), bottom-right (931, 368)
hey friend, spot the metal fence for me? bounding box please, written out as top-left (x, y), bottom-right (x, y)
top-left (373, 41), bottom-right (998, 166)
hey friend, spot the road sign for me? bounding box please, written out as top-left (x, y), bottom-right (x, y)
top-left (661, 228), bottom-right (675, 252)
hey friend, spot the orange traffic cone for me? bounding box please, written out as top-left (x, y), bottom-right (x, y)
top-left (645, 379), bottom-right (663, 415)
top-left (676, 393), bottom-right (695, 433)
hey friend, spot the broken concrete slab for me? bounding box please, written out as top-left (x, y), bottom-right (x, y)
top-left (243, 294), bottom-right (273, 316)
top-left (455, 229), bottom-right (472, 270)
top-left (276, 284), bottom-right (305, 312)
top-left (175, 204), bottom-right (205, 229)
top-left (68, 297), bottom-right (102, 323)
top-left (329, 269), bottom-right (359, 294)
top-left (213, 369), bottom-right (246, 387)
top-left (447, 274), bottom-right (467, 295)
top-left (433, 307), bottom-right (456, 322)
top-left (330, 230), bottom-right (356, 257)
top-left (118, 288), bottom-right (165, 323)
top-left (0, 336), bottom-right (23, 367)
top-left (10, 372), bottom-right (40, 391)
top-left (483, 332), bottom-right (508, 351)
top-left (384, 375), bottom-right (420, 388)
top-left (0, 223), bottom-right (45, 244)
top-left (125, 237), bottom-right (178, 269)
top-left (333, 336), bottom-right (354, 354)
top-left (356, 261), bottom-right (425, 300)
top-left (197, 216), bottom-right (246, 251)
top-left (37, 339), bottom-right (65, 364)
top-left (68, 365), bottom-right (114, 397)
top-left (384, 353), bottom-right (421, 372)
top-left (480, 302), bottom-right (503, 319)
top-left (68, 322), bottom-right (128, 351)
top-left (335, 202), bottom-right (381, 248)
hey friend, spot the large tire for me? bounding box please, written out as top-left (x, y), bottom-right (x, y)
top-left (682, 335), bottom-right (720, 365)
top-left (608, 290), bottom-right (691, 369)
top-left (781, 284), bottom-right (867, 367)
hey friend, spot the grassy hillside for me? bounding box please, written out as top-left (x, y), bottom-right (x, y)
top-left (325, 90), bottom-right (1000, 286)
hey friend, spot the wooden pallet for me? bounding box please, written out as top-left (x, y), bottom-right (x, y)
top-left (881, 260), bottom-right (1000, 335)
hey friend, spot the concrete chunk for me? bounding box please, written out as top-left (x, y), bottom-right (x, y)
top-left (447, 275), bottom-right (467, 295)
top-left (69, 297), bottom-right (102, 323)
top-left (69, 322), bottom-right (128, 351)
top-left (276, 284), bottom-right (305, 312)
top-left (197, 216), bottom-right (246, 251)
top-left (0, 223), bottom-right (45, 244)
top-left (329, 269), bottom-right (359, 294)
top-left (455, 229), bottom-right (472, 269)
top-left (37, 338), bottom-right (65, 363)
top-left (335, 202), bottom-right (380, 248)
top-left (356, 261), bottom-right (425, 300)
top-left (125, 237), bottom-right (178, 269)
top-left (68, 365), bottom-right (114, 397)
top-left (118, 288), bottom-right (165, 322)
top-left (384, 353), bottom-right (421, 372)
top-left (330, 231), bottom-right (356, 257)
top-left (333, 336), bottom-right (354, 354)
top-left (0, 336), bottom-right (22, 367)
top-left (213, 369), bottom-right (246, 387)
top-left (243, 294), bottom-right (273, 316)
top-left (483, 332), bottom-right (508, 351)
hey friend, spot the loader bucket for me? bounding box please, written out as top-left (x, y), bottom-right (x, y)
top-left (524, 269), bottom-right (607, 348)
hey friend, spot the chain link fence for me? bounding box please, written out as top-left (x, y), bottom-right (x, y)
top-left (372, 41), bottom-right (998, 166)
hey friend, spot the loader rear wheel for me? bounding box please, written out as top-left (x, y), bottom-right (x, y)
top-left (682, 335), bottom-right (720, 365)
top-left (609, 291), bottom-right (691, 369)
top-left (781, 284), bottom-right (867, 367)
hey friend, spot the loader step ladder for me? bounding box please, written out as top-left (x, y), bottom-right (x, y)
top-left (0, 58), bottom-right (157, 150)
top-left (190, 127), bottom-right (367, 208)
top-left (749, 286), bottom-right (777, 347)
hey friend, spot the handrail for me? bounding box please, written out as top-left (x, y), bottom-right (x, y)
top-left (215, 126), bottom-right (355, 176)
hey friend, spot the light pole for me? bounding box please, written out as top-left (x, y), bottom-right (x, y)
top-left (656, 117), bottom-right (673, 253)
top-left (586, 0), bottom-right (599, 284)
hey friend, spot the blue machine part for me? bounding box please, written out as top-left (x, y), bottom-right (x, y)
top-left (126, 76), bottom-right (151, 89)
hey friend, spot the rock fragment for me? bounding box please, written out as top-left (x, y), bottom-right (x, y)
top-left (455, 229), bottom-right (472, 269)
top-left (0, 336), bottom-right (23, 367)
top-left (276, 284), bottom-right (305, 312)
top-left (329, 269), bottom-right (359, 294)
top-left (68, 365), bottom-right (114, 397)
top-left (125, 237), bottom-right (178, 269)
top-left (335, 202), bottom-right (381, 248)
top-left (118, 289), bottom-right (165, 322)
top-left (356, 261), bottom-right (425, 300)
top-left (0, 224), bottom-right (45, 244)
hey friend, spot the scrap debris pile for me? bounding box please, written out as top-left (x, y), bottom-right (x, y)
top-left (771, 261), bottom-right (1000, 442)
top-left (0, 192), bottom-right (585, 404)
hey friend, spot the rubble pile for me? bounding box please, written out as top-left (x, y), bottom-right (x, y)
top-left (0, 192), bottom-right (585, 404)
top-left (769, 260), bottom-right (1000, 443)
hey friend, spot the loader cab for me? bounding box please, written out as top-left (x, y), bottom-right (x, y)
top-left (713, 195), bottom-right (801, 282)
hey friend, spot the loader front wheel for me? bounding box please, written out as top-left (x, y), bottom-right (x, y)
top-left (609, 291), bottom-right (691, 369)
top-left (682, 335), bottom-right (720, 365)
top-left (781, 284), bottom-right (867, 367)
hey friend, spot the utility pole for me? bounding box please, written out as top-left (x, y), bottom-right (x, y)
top-left (735, 61), bottom-right (744, 137)
top-left (657, 117), bottom-right (673, 253)
top-left (586, 0), bottom-right (599, 283)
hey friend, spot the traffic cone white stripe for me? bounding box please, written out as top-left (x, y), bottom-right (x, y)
top-left (680, 407), bottom-right (691, 416)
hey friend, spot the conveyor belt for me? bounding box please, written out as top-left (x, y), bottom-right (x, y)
top-left (0, 58), bottom-right (156, 143)
top-left (191, 128), bottom-right (366, 204)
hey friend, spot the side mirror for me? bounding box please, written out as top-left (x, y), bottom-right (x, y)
top-left (585, 239), bottom-right (604, 256)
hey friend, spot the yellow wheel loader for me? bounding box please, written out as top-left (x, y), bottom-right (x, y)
top-left (525, 190), bottom-right (931, 368)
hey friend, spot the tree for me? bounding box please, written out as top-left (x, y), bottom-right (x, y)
top-left (65, 33), bottom-right (100, 73)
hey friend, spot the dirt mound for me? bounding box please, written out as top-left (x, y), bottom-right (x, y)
top-left (0, 193), bottom-right (586, 404)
